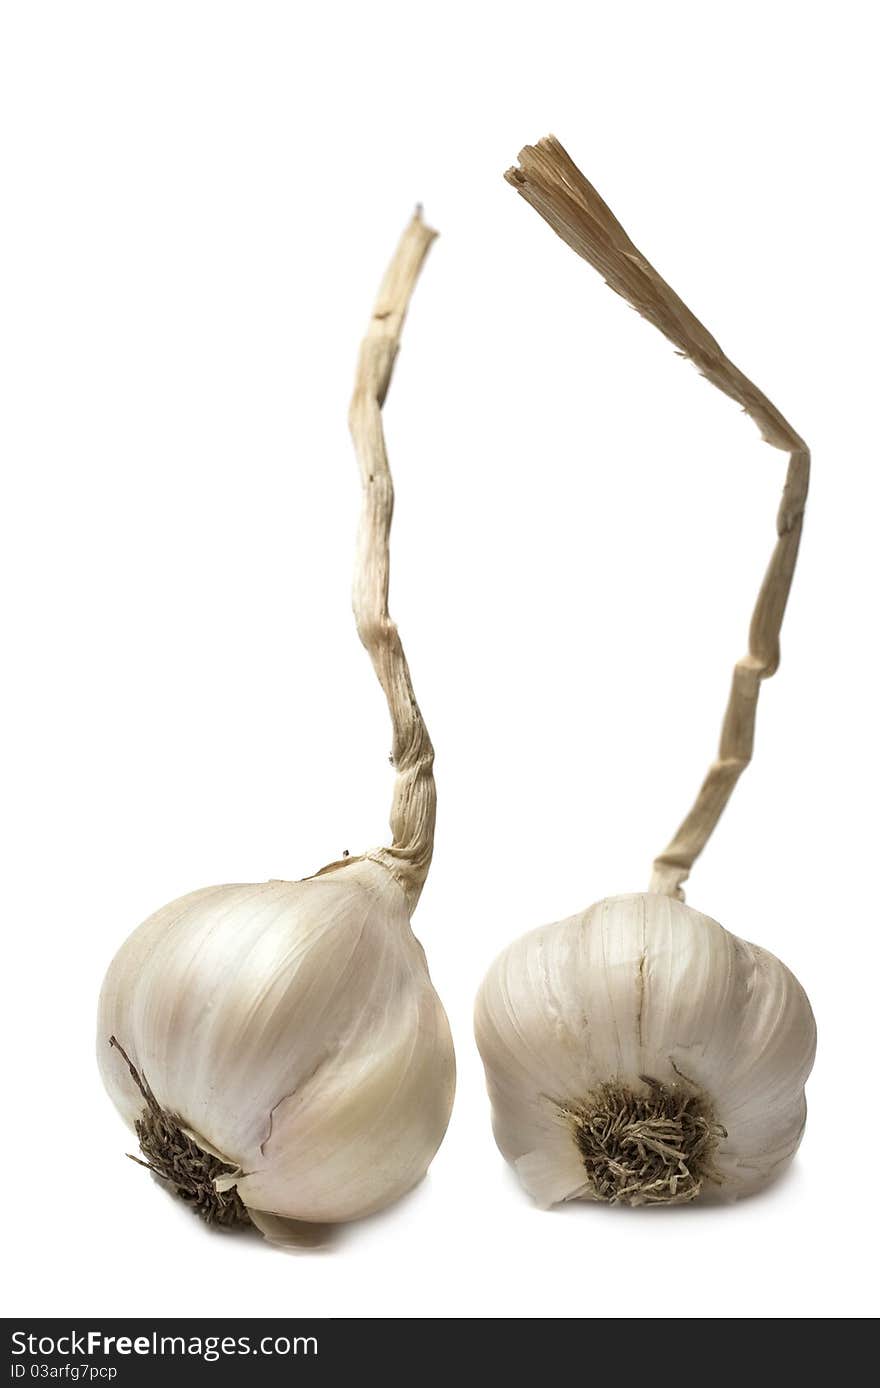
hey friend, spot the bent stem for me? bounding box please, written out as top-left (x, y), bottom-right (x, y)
top-left (349, 211), bottom-right (438, 912)
top-left (506, 136), bottom-right (810, 901)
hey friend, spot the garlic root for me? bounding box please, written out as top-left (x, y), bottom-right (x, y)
top-left (108, 1036), bottom-right (250, 1227)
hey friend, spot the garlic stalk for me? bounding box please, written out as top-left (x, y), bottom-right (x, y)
top-left (98, 211), bottom-right (454, 1245)
top-left (475, 137), bottom-right (816, 1208)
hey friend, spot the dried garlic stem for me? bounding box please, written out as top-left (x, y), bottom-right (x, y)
top-left (349, 210), bottom-right (437, 911)
top-left (506, 137), bottom-right (809, 901)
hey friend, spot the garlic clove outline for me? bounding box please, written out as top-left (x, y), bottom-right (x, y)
top-left (245, 1207), bottom-right (335, 1250)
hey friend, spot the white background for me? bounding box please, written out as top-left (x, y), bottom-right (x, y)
top-left (2, 0), bottom-right (877, 1320)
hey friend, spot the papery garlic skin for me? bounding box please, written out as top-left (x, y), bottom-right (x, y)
top-left (475, 893), bottom-right (815, 1208)
top-left (98, 858), bottom-right (454, 1231)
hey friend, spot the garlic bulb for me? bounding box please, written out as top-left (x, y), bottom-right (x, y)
top-left (476, 894), bottom-right (815, 1206)
top-left (476, 137), bottom-right (815, 1208)
top-left (100, 860), bottom-right (453, 1235)
top-left (98, 211), bottom-right (455, 1244)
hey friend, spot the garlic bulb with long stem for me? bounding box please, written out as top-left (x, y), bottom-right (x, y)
top-left (98, 211), bottom-right (455, 1245)
top-left (476, 137), bottom-right (816, 1208)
